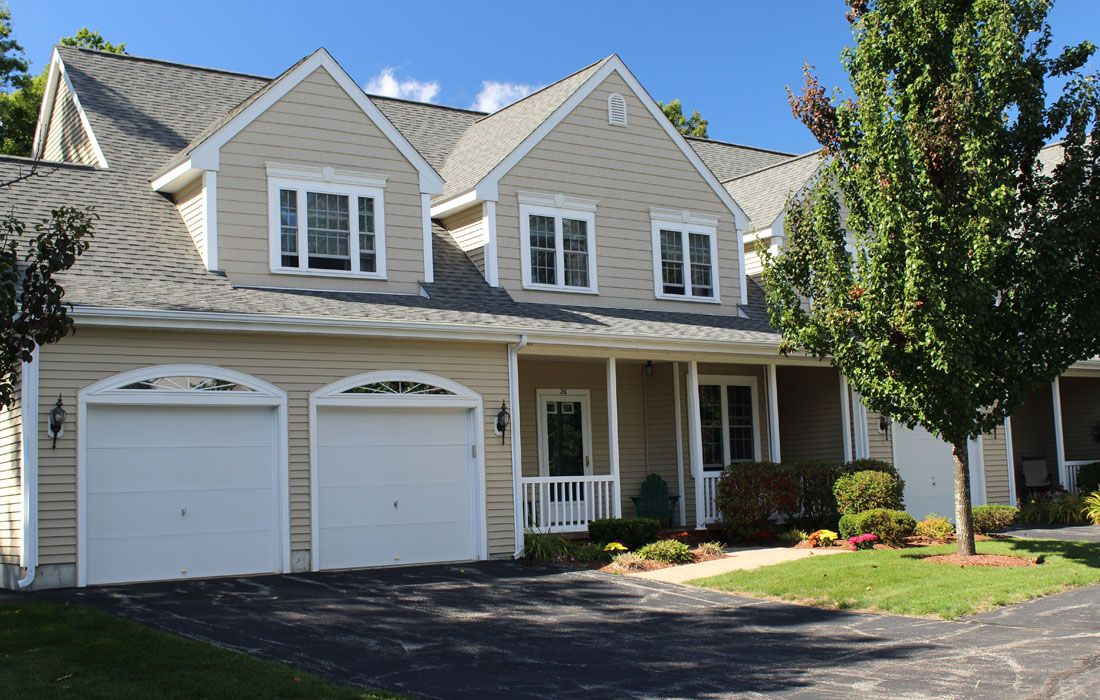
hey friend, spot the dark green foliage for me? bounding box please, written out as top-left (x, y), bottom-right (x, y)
top-left (971, 504), bottom-right (1018, 534)
top-left (1075, 462), bottom-right (1100, 495)
top-left (657, 99), bottom-right (708, 137)
top-left (569, 542), bottom-right (612, 564)
top-left (838, 508), bottom-right (916, 544)
top-left (636, 539), bottom-right (693, 564)
top-left (715, 461), bottom-right (799, 539)
top-left (833, 470), bottom-right (904, 515)
top-left (1017, 491), bottom-right (1089, 525)
top-left (60, 28), bottom-right (127, 54)
top-left (587, 517), bottom-right (660, 550)
top-left (785, 460), bottom-right (842, 522)
top-left (520, 531), bottom-right (572, 562)
top-left (842, 459), bottom-right (902, 482)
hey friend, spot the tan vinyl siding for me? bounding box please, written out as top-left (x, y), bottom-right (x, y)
top-left (218, 67), bottom-right (425, 293)
top-left (1058, 377), bottom-right (1100, 463)
top-left (35, 328), bottom-right (513, 566)
top-left (496, 72), bottom-right (742, 313)
top-left (175, 177), bottom-right (206, 264)
top-left (0, 367), bottom-right (21, 565)
top-left (642, 362), bottom-right (685, 522)
top-left (41, 75), bottom-right (97, 165)
top-left (777, 366), bottom-right (844, 462)
top-left (744, 240), bottom-right (763, 279)
top-left (982, 429), bottom-right (1011, 505)
top-left (866, 410), bottom-right (893, 463)
top-left (440, 205), bottom-right (487, 278)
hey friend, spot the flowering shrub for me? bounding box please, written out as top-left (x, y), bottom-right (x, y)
top-left (603, 542), bottom-right (627, 552)
top-left (807, 529), bottom-right (838, 547)
top-left (657, 531), bottom-right (690, 541)
top-left (636, 539), bottom-right (693, 564)
top-left (753, 530), bottom-right (773, 541)
top-left (588, 518), bottom-right (660, 549)
top-left (849, 533), bottom-right (878, 550)
top-left (714, 461), bottom-right (799, 540)
top-left (838, 508), bottom-right (916, 544)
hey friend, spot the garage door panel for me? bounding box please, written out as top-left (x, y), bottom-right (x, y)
top-left (399, 523), bottom-right (473, 565)
top-left (319, 445), bottom-right (469, 487)
top-left (893, 425), bottom-right (956, 520)
top-left (318, 486), bottom-right (401, 528)
top-left (86, 529), bottom-right (274, 585)
top-left (88, 405), bottom-right (273, 449)
top-left (318, 524), bottom-right (403, 569)
top-left (318, 408), bottom-right (467, 446)
top-left (395, 483), bottom-right (474, 523)
top-left (87, 488), bottom-right (274, 538)
top-left (87, 445), bottom-right (274, 492)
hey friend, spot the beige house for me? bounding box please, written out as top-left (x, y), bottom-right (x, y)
top-left (1, 46), bottom-right (1097, 590)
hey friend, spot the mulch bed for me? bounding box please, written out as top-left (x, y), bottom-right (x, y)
top-left (919, 553), bottom-right (1039, 567)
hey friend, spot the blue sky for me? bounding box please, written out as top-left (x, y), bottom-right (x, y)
top-left (10, 0), bottom-right (1100, 154)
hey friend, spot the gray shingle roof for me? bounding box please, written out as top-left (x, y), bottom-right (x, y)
top-left (4, 48), bottom-right (783, 347)
top-left (371, 98), bottom-right (484, 173)
top-left (436, 57), bottom-right (611, 202)
top-left (723, 150), bottom-right (825, 229)
top-left (687, 138), bottom-right (795, 181)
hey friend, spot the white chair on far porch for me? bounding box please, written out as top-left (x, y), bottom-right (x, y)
top-left (1021, 458), bottom-right (1052, 494)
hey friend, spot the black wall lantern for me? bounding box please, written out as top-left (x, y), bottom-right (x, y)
top-left (645, 360), bottom-right (655, 377)
top-left (878, 413), bottom-right (891, 435)
top-left (47, 394), bottom-right (66, 448)
top-left (495, 400), bottom-right (510, 444)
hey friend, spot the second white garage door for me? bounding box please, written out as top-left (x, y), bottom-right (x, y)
top-left (892, 425), bottom-right (984, 520)
top-left (315, 407), bottom-right (475, 570)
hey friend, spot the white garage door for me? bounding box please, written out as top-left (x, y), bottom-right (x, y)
top-left (892, 425), bottom-right (983, 520)
top-left (316, 407), bottom-right (475, 570)
top-left (85, 404), bottom-right (278, 585)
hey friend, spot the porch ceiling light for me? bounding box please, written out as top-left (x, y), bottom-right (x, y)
top-left (495, 400), bottom-right (510, 444)
top-left (47, 394), bottom-right (66, 448)
top-left (645, 360), bottom-right (654, 377)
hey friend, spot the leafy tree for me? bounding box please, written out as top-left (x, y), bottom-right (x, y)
top-left (658, 99), bottom-right (708, 138)
top-left (0, 17), bottom-right (126, 156)
top-left (763, 0), bottom-right (1100, 555)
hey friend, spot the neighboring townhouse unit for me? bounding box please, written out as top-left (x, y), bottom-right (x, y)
top-left (1, 46), bottom-right (1097, 589)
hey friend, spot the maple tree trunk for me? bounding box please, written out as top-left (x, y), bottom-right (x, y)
top-left (952, 442), bottom-right (976, 556)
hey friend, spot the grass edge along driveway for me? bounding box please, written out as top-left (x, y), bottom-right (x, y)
top-left (689, 539), bottom-right (1100, 619)
top-left (0, 601), bottom-right (411, 700)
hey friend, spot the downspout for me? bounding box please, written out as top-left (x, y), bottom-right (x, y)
top-left (18, 348), bottom-right (39, 589)
top-left (509, 334), bottom-right (528, 558)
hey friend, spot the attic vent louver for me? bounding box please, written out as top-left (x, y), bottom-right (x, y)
top-left (607, 93), bottom-right (627, 126)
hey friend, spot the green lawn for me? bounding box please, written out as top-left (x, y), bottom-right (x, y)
top-left (0, 601), bottom-right (411, 700)
top-left (690, 539), bottom-right (1100, 619)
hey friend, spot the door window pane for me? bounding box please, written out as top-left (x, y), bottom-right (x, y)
top-left (727, 385), bottom-right (755, 461)
top-left (306, 192), bottom-right (351, 271)
top-left (699, 384), bottom-right (724, 468)
top-left (546, 400), bottom-right (584, 477)
top-left (529, 214), bottom-right (556, 285)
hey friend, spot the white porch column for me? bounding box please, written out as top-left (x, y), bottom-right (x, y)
top-left (1004, 418), bottom-right (1018, 507)
top-left (607, 357), bottom-right (622, 518)
top-left (1052, 378), bottom-right (1068, 489)
top-left (508, 336), bottom-right (527, 557)
top-left (839, 374), bottom-right (853, 463)
top-left (765, 363), bottom-right (781, 463)
top-left (687, 361), bottom-right (705, 529)
top-left (672, 362), bottom-right (687, 527)
top-left (851, 390), bottom-right (870, 460)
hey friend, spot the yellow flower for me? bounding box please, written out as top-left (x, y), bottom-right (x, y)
top-left (604, 542), bottom-right (627, 552)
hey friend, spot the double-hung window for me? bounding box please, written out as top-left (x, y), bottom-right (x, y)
top-left (518, 192), bottom-right (598, 293)
top-left (698, 375), bottom-right (760, 470)
top-left (650, 208), bottom-right (720, 303)
top-left (268, 163), bottom-right (387, 278)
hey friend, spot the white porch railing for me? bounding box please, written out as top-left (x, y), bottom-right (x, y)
top-left (520, 475), bottom-right (617, 533)
top-left (1065, 460), bottom-right (1094, 493)
top-left (701, 472), bottom-right (722, 525)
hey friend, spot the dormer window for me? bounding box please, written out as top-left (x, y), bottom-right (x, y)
top-left (518, 192), bottom-right (599, 294)
top-left (267, 163), bottom-right (387, 279)
top-left (607, 93), bottom-right (627, 126)
top-left (650, 207), bottom-right (721, 303)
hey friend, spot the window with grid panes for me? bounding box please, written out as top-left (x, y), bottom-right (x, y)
top-left (698, 379), bottom-right (758, 468)
top-left (651, 216), bottom-right (719, 302)
top-left (519, 203), bottom-right (596, 293)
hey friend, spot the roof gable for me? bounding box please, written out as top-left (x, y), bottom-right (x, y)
top-left (724, 151), bottom-right (824, 230)
top-left (32, 48), bottom-right (109, 168)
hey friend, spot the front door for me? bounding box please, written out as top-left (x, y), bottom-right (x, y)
top-left (538, 391), bottom-right (593, 516)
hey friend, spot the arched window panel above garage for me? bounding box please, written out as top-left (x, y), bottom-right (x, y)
top-left (342, 381), bottom-right (456, 396)
top-left (119, 375), bottom-right (254, 392)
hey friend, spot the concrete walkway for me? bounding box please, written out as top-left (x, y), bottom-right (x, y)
top-left (631, 545), bottom-right (849, 583)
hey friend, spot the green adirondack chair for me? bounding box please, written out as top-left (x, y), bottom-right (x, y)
top-left (631, 474), bottom-right (680, 526)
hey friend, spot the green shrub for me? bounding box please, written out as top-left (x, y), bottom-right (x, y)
top-left (715, 461), bottom-right (799, 539)
top-left (1084, 491), bottom-right (1100, 525)
top-left (1049, 491), bottom-right (1090, 525)
top-left (521, 531), bottom-right (572, 562)
top-left (838, 508), bottom-right (916, 544)
top-left (570, 542), bottom-right (611, 564)
top-left (971, 504), bottom-right (1018, 534)
top-left (833, 470), bottom-right (905, 515)
top-left (915, 513), bottom-right (955, 541)
top-left (1075, 462), bottom-right (1100, 495)
top-left (636, 539), bottom-right (693, 564)
top-left (842, 458), bottom-right (903, 483)
top-left (785, 460), bottom-right (842, 522)
top-left (587, 517), bottom-right (660, 550)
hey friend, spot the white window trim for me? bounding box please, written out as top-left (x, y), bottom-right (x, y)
top-left (518, 192), bottom-right (599, 294)
top-left (266, 163), bottom-right (388, 280)
top-left (698, 374), bottom-right (761, 469)
top-left (535, 388), bottom-right (594, 477)
top-left (650, 208), bottom-right (721, 304)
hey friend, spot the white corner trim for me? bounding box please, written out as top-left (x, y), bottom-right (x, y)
top-left (30, 53), bottom-right (62, 159)
top-left (189, 49), bottom-right (443, 194)
top-left (429, 191), bottom-right (481, 218)
top-left (55, 55), bottom-right (109, 169)
top-left (421, 193), bottom-right (434, 284)
top-left (1004, 418), bottom-right (1017, 507)
top-left (484, 201), bottom-right (499, 287)
top-left (737, 227), bottom-right (748, 303)
top-left (203, 170), bottom-right (219, 271)
top-left (264, 162), bottom-right (388, 189)
top-left (17, 347), bottom-right (39, 588)
top-left (518, 191), bottom-right (599, 212)
top-left (508, 335), bottom-right (528, 557)
top-left (649, 207), bottom-right (720, 227)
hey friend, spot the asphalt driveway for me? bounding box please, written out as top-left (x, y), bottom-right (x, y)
top-left (34, 562), bottom-right (1100, 699)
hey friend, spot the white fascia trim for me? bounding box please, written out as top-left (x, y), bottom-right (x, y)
top-left (30, 53), bottom-right (62, 159)
top-left (518, 191), bottom-right (599, 212)
top-left (265, 162), bottom-right (388, 189)
top-left (188, 49), bottom-right (443, 194)
top-left (484, 201), bottom-right (499, 287)
top-left (55, 55), bottom-right (109, 169)
top-left (17, 348), bottom-right (39, 588)
top-left (150, 160), bottom-right (203, 194)
top-left (422, 193), bottom-right (434, 284)
top-left (430, 190), bottom-right (481, 218)
top-left (203, 170), bottom-right (219, 270)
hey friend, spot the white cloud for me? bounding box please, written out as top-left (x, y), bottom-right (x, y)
top-left (364, 68), bottom-right (440, 103)
top-left (471, 81), bottom-right (540, 112)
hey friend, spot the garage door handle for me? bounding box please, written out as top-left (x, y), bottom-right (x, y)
top-left (394, 500), bottom-right (398, 509)
top-left (181, 508), bottom-right (187, 516)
